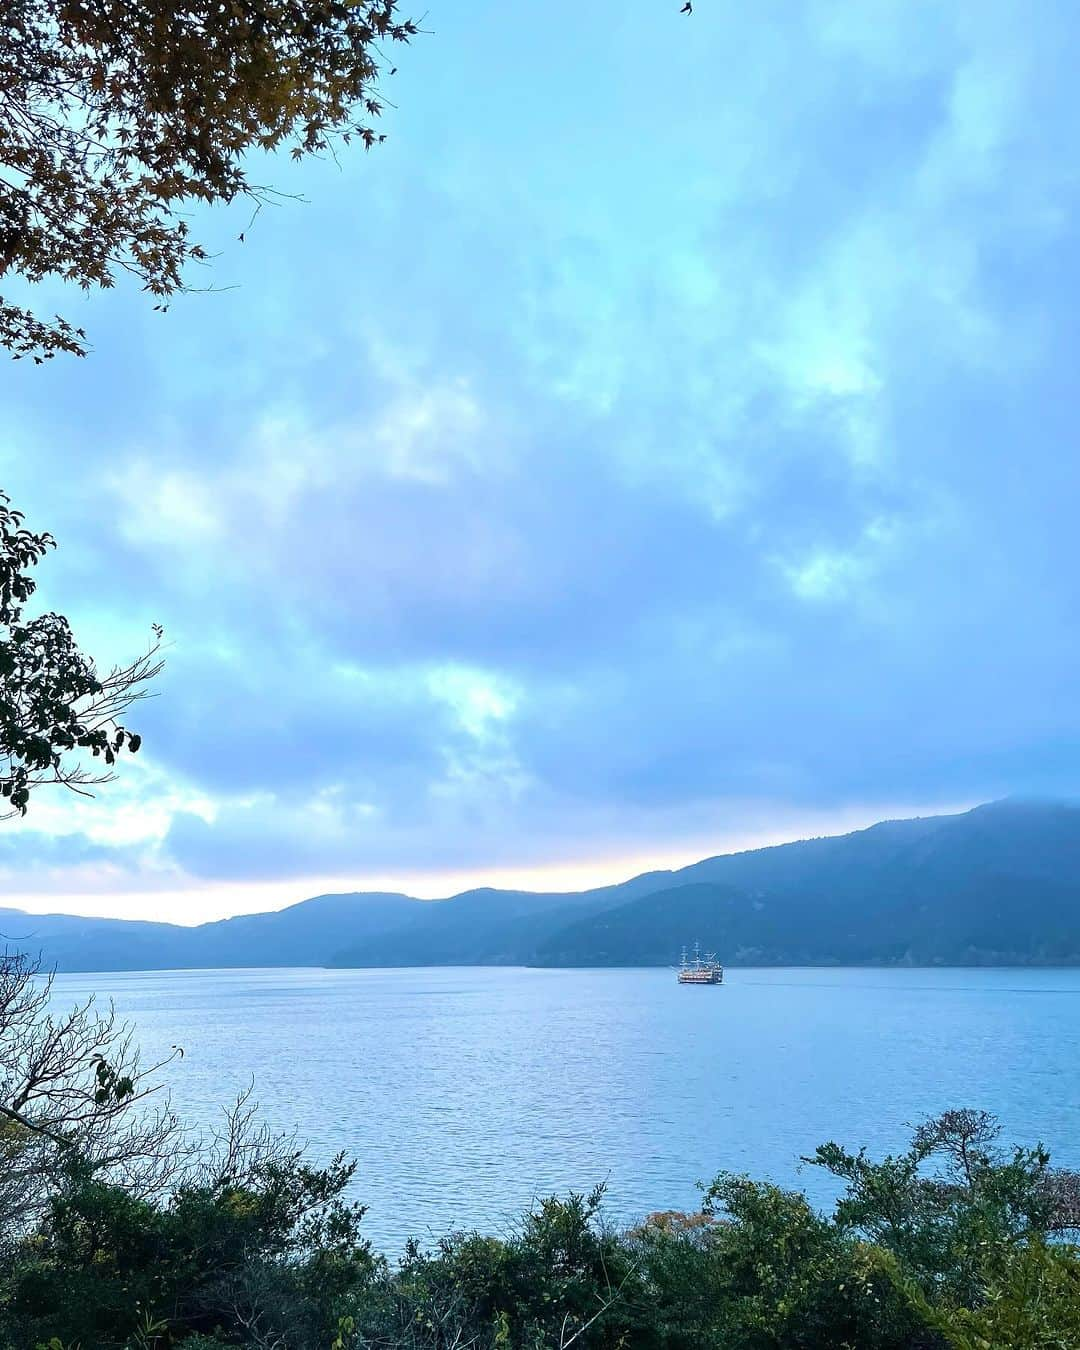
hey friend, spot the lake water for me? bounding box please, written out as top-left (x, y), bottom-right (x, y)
top-left (51, 966), bottom-right (1080, 1251)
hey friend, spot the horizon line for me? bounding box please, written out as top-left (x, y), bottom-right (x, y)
top-left (0, 795), bottom-right (994, 926)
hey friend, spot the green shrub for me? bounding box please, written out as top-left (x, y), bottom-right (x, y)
top-left (2, 1111), bottom-right (1078, 1349)
top-left (1, 1149), bottom-right (374, 1349)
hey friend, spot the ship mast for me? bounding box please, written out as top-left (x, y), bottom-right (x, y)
top-left (676, 938), bottom-right (724, 985)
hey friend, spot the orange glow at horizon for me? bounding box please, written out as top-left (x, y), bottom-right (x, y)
top-left (0, 798), bottom-right (978, 926)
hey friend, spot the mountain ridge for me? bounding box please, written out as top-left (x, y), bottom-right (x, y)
top-left (5, 799), bottom-right (1080, 970)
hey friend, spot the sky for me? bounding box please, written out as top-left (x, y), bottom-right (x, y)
top-left (1, 0), bottom-right (1078, 923)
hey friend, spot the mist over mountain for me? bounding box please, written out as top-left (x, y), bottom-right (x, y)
top-left (5, 800), bottom-right (1080, 972)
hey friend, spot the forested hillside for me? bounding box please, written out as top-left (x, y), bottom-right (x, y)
top-left (5, 801), bottom-right (1080, 970)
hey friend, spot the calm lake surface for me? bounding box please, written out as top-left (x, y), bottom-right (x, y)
top-left (52, 966), bottom-right (1080, 1250)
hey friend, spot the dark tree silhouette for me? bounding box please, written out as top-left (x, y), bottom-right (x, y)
top-left (0, 492), bottom-right (161, 814)
top-left (0, 0), bottom-right (417, 360)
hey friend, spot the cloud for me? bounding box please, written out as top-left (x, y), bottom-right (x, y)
top-left (0, 0), bottom-right (1078, 917)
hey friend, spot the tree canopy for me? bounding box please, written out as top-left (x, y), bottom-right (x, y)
top-left (0, 0), bottom-right (417, 360)
top-left (0, 492), bottom-right (160, 814)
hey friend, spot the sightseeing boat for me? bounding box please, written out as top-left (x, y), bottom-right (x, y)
top-left (677, 942), bottom-right (723, 984)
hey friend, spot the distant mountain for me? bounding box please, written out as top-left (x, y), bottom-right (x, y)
top-left (4, 800), bottom-right (1080, 971)
top-left (0, 892), bottom-right (417, 972)
top-left (535, 799), bottom-right (1080, 967)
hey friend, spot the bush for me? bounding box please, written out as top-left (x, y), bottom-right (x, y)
top-left (1, 1147), bottom-right (374, 1349)
top-left (927, 1239), bottom-right (1080, 1350)
top-left (2, 1098), bottom-right (1078, 1348)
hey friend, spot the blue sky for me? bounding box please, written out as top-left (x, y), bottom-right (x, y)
top-left (1, 0), bottom-right (1078, 922)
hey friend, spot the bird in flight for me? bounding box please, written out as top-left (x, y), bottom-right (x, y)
top-left (681, 1), bottom-right (692, 11)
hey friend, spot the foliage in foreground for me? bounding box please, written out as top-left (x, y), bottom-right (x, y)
top-left (1, 0), bottom-right (417, 361)
top-left (2, 1100), bottom-right (1080, 1350)
top-left (0, 493), bottom-right (160, 815)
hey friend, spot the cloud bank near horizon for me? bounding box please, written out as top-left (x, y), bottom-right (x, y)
top-left (1, 0), bottom-right (1078, 921)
